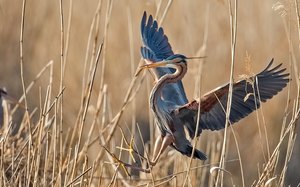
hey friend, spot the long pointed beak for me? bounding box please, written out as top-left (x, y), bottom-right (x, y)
top-left (135, 61), bottom-right (170, 77)
top-left (185, 56), bottom-right (206, 60)
top-left (134, 56), bottom-right (206, 77)
top-left (140, 61), bottom-right (170, 69)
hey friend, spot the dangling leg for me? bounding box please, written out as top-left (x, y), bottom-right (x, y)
top-left (107, 135), bottom-right (174, 173)
top-left (150, 134), bottom-right (174, 166)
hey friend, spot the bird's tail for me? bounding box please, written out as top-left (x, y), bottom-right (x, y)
top-left (171, 144), bottom-right (207, 160)
top-left (184, 145), bottom-right (207, 160)
top-left (187, 145), bottom-right (207, 160)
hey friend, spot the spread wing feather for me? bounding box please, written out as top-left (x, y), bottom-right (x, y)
top-left (176, 59), bottom-right (290, 139)
top-left (140, 12), bottom-right (173, 62)
top-left (140, 11), bottom-right (188, 105)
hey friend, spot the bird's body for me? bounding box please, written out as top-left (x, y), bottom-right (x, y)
top-left (133, 12), bottom-right (290, 170)
top-left (146, 55), bottom-right (208, 159)
top-left (149, 56), bottom-right (187, 136)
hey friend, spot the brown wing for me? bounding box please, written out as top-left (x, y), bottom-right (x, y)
top-left (175, 59), bottom-right (290, 139)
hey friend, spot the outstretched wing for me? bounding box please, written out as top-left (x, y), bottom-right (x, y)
top-left (140, 11), bottom-right (173, 62)
top-left (140, 11), bottom-right (188, 105)
top-left (176, 59), bottom-right (290, 139)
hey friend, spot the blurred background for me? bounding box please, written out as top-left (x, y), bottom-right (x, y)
top-left (0, 0), bottom-right (299, 186)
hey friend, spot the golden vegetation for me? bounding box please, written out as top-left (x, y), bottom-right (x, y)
top-left (0, 0), bottom-right (299, 186)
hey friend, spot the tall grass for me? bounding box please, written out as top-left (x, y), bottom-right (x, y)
top-left (0, 0), bottom-right (299, 186)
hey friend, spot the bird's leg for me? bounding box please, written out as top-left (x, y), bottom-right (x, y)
top-left (150, 134), bottom-right (174, 166)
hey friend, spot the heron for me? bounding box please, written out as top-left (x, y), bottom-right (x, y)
top-left (129, 12), bottom-right (289, 172)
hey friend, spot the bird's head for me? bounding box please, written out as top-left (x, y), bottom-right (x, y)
top-left (135, 54), bottom-right (205, 76)
top-left (165, 54), bottom-right (188, 66)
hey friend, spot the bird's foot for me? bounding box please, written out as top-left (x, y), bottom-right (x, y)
top-left (103, 145), bottom-right (153, 174)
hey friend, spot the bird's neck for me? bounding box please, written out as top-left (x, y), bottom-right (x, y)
top-left (150, 64), bottom-right (187, 111)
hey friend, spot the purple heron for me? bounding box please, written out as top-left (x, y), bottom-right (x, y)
top-left (131, 12), bottom-right (289, 172)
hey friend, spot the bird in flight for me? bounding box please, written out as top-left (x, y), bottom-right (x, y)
top-left (127, 11), bottom-right (289, 173)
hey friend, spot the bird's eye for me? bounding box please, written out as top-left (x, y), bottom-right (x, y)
top-left (174, 57), bottom-right (182, 63)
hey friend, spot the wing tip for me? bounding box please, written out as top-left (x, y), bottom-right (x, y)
top-left (262, 58), bottom-right (275, 72)
top-left (141, 11), bottom-right (147, 33)
top-left (148, 14), bottom-right (153, 26)
top-left (186, 146), bottom-right (207, 160)
top-left (260, 58), bottom-right (290, 77)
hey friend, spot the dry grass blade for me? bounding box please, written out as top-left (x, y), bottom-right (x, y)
top-left (216, 0), bottom-right (238, 186)
top-left (102, 146), bottom-right (130, 177)
top-left (183, 3), bottom-right (209, 186)
top-left (11, 60), bottom-right (54, 114)
top-left (65, 166), bottom-right (92, 187)
top-left (210, 166), bottom-right (232, 175)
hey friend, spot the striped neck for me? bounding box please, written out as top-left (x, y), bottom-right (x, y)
top-left (149, 63), bottom-right (187, 113)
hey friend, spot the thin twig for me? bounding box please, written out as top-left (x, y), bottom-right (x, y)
top-left (216, 0), bottom-right (237, 186)
top-left (65, 166), bottom-right (92, 187)
top-left (182, 4), bottom-right (209, 186)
